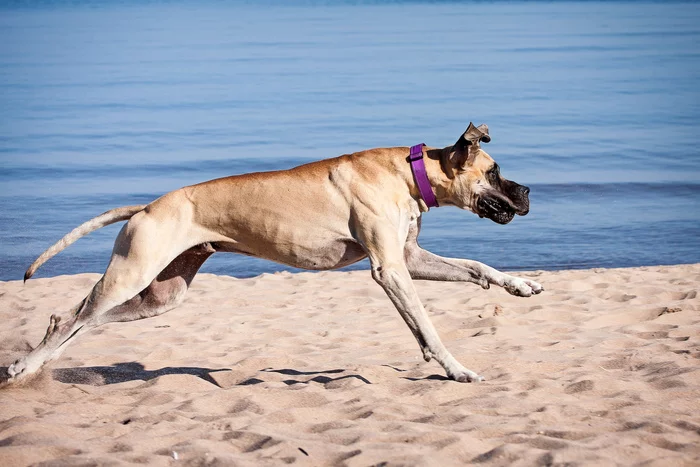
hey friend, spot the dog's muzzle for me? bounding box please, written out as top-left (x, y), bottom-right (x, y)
top-left (477, 182), bottom-right (530, 224)
top-left (512, 184), bottom-right (530, 215)
top-left (477, 196), bottom-right (516, 224)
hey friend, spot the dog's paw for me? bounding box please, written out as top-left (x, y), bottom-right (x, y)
top-left (504, 277), bottom-right (544, 297)
top-left (523, 278), bottom-right (544, 294)
top-left (7, 358), bottom-right (26, 378)
top-left (450, 370), bottom-right (485, 383)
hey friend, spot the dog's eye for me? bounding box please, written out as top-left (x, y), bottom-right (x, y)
top-left (488, 165), bottom-right (499, 178)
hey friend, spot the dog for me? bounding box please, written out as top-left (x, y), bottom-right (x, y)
top-left (6, 123), bottom-right (542, 384)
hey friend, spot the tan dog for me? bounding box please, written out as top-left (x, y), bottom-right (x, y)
top-left (7, 123), bottom-right (542, 384)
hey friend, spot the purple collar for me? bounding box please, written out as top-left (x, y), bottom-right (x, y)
top-left (408, 144), bottom-right (439, 208)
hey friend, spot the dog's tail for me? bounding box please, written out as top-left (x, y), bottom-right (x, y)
top-left (24, 204), bottom-right (147, 282)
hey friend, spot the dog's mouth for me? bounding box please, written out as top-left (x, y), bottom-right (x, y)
top-left (476, 196), bottom-right (516, 225)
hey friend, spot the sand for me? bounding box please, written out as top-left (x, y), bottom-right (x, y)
top-left (0, 264), bottom-right (698, 466)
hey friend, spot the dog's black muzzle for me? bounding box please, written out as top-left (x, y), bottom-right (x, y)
top-left (477, 196), bottom-right (516, 224)
top-left (511, 183), bottom-right (530, 215)
top-left (478, 181), bottom-right (530, 224)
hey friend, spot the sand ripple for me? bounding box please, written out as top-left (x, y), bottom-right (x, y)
top-left (1, 265), bottom-right (699, 465)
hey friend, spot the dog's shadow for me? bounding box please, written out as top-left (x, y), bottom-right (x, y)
top-left (0, 367), bottom-right (12, 387)
top-left (381, 364), bottom-right (450, 382)
top-left (52, 362), bottom-right (230, 388)
top-left (249, 367), bottom-right (372, 386)
top-left (51, 363), bottom-right (373, 388)
top-left (1, 363), bottom-right (443, 388)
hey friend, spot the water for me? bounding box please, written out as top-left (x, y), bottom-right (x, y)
top-left (1, 0), bottom-right (699, 281)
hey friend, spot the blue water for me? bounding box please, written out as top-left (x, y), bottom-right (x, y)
top-left (1, 1), bottom-right (699, 281)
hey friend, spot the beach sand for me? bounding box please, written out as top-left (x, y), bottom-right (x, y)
top-left (0, 264), bottom-right (698, 466)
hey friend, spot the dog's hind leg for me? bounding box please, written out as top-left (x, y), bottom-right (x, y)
top-left (95, 243), bottom-right (213, 324)
top-left (7, 245), bottom-right (213, 382)
top-left (7, 212), bottom-right (212, 382)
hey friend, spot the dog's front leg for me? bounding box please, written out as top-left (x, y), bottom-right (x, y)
top-left (405, 243), bottom-right (543, 297)
top-left (360, 224), bottom-right (483, 382)
top-left (403, 220), bottom-right (542, 296)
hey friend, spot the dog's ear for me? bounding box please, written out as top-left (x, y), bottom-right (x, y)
top-left (464, 122), bottom-right (491, 145)
top-left (444, 123), bottom-right (491, 176)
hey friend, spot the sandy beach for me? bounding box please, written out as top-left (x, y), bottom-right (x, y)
top-left (0, 264), bottom-right (698, 465)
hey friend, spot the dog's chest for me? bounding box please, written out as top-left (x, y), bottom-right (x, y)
top-left (238, 234), bottom-right (366, 270)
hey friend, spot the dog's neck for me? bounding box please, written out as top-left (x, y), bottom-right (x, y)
top-left (402, 146), bottom-right (454, 212)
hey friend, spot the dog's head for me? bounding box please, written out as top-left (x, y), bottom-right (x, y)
top-left (441, 123), bottom-right (530, 224)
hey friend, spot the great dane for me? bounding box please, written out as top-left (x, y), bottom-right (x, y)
top-left (7, 123), bottom-right (542, 384)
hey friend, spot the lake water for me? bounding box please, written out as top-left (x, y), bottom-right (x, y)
top-left (1, 0), bottom-right (699, 281)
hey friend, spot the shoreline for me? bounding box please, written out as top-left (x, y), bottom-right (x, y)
top-left (1, 263), bottom-right (698, 465)
top-left (5, 260), bottom-right (700, 284)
